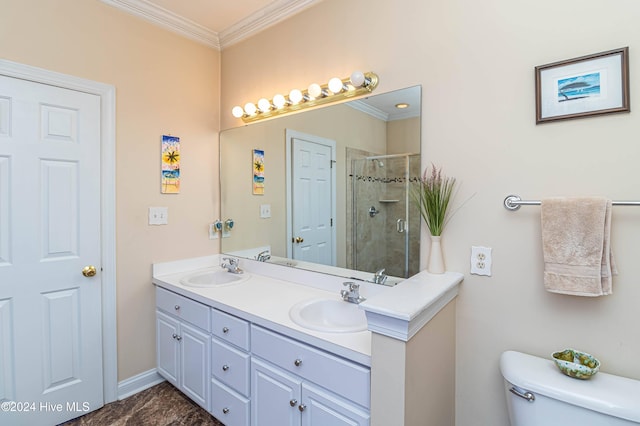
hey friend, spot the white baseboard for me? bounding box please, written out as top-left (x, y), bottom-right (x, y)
top-left (117, 368), bottom-right (165, 400)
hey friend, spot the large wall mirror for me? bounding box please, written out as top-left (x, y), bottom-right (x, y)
top-left (220, 85), bottom-right (422, 284)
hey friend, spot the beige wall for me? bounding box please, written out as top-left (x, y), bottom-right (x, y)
top-left (0, 0), bottom-right (221, 380)
top-left (387, 117), bottom-right (420, 155)
top-left (221, 1), bottom-right (640, 425)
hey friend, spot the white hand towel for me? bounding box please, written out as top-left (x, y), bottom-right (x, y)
top-left (541, 197), bottom-right (616, 296)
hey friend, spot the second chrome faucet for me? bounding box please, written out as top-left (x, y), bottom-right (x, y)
top-left (341, 282), bottom-right (366, 304)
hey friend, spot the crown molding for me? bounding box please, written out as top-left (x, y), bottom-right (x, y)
top-left (347, 100), bottom-right (390, 122)
top-left (218, 0), bottom-right (320, 49)
top-left (348, 100), bottom-right (421, 122)
top-left (100, 0), bottom-right (220, 49)
top-left (101, 0), bottom-right (321, 51)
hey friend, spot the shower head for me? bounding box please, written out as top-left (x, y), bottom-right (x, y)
top-left (371, 159), bottom-right (384, 167)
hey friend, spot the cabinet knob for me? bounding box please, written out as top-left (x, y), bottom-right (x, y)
top-left (289, 399), bottom-right (297, 407)
top-left (175, 335), bottom-right (182, 341)
top-left (222, 364), bottom-right (229, 371)
top-left (222, 326), bottom-right (229, 334)
top-left (222, 407), bottom-right (230, 414)
top-left (172, 333), bottom-right (178, 339)
top-left (294, 358), bottom-right (303, 367)
top-left (174, 305), bottom-right (180, 311)
top-left (298, 404), bottom-right (306, 412)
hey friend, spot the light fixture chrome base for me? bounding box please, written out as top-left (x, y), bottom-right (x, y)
top-left (234, 71), bottom-right (379, 123)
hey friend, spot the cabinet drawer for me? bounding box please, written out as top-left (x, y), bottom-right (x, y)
top-left (212, 309), bottom-right (250, 351)
top-left (211, 378), bottom-right (250, 426)
top-left (251, 325), bottom-right (370, 409)
top-left (156, 287), bottom-right (210, 331)
top-left (211, 337), bottom-right (250, 396)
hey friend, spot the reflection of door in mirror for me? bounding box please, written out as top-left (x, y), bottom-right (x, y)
top-left (286, 130), bottom-right (336, 266)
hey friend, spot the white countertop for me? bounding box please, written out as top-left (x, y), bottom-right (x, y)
top-left (152, 255), bottom-right (463, 367)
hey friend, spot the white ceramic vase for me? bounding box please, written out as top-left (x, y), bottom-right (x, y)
top-left (428, 235), bottom-right (445, 274)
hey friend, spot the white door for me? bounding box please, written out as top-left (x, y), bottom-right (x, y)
top-left (287, 130), bottom-right (336, 266)
top-left (0, 75), bottom-right (103, 425)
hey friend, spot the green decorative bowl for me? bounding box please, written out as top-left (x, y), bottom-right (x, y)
top-left (552, 349), bottom-right (600, 380)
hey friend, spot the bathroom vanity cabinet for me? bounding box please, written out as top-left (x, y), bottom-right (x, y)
top-left (153, 256), bottom-right (462, 426)
top-left (156, 287), bottom-right (211, 411)
top-left (155, 286), bottom-right (370, 426)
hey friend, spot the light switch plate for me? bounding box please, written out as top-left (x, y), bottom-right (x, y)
top-left (149, 207), bottom-right (168, 225)
top-left (260, 204), bottom-right (271, 218)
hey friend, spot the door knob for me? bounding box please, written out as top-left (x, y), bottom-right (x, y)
top-left (82, 265), bottom-right (97, 277)
top-left (293, 237), bottom-right (304, 244)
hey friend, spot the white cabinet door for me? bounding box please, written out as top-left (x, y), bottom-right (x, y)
top-left (156, 311), bottom-right (180, 387)
top-left (251, 358), bottom-right (301, 426)
top-left (156, 309), bottom-right (210, 411)
top-left (301, 382), bottom-right (370, 426)
top-left (180, 322), bottom-right (210, 411)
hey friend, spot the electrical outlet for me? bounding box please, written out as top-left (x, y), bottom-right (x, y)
top-left (148, 207), bottom-right (168, 225)
top-left (470, 246), bottom-right (492, 276)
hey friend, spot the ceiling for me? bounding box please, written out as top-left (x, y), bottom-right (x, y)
top-left (100, 0), bottom-right (321, 50)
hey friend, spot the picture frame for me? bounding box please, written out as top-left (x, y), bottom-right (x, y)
top-left (535, 47), bottom-right (629, 124)
top-left (252, 148), bottom-right (264, 195)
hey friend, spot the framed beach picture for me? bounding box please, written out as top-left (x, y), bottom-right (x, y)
top-left (161, 135), bottom-right (180, 193)
top-left (252, 148), bottom-right (264, 195)
top-left (535, 47), bottom-right (629, 124)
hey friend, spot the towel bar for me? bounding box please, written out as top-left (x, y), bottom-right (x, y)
top-left (503, 195), bottom-right (640, 211)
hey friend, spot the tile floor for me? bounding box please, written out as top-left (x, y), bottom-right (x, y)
top-left (59, 382), bottom-right (223, 426)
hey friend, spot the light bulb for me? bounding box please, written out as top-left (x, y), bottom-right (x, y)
top-left (350, 70), bottom-right (366, 87)
top-left (257, 98), bottom-right (271, 113)
top-left (328, 77), bottom-right (344, 94)
top-left (307, 83), bottom-right (322, 99)
top-left (232, 106), bottom-right (244, 118)
top-left (244, 102), bottom-right (257, 116)
top-left (289, 89), bottom-right (303, 105)
top-left (273, 94), bottom-right (286, 108)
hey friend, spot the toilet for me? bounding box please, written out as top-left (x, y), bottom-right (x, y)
top-left (500, 350), bottom-right (640, 425)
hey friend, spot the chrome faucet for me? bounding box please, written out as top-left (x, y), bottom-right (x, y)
top-left (221, 257), bottom-right (243, 274)
top-left (256, 250), bottom-right (271, 262)
top-left (372, 268), bottom-right (387, 285)
top-left (341, 282), bottom-right (366, 304)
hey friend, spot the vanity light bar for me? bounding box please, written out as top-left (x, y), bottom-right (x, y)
top-left (232, 71), bottom-right (379, 123)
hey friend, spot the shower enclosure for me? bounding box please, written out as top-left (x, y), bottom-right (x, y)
top-left (348, 153), bottom-right (421, 279)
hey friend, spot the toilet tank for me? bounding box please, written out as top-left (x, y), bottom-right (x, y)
top-left (500, 351), bottom-right (640, 426)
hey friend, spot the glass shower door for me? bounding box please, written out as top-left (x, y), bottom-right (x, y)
top-left (351, 154), bottom-right (420, 279)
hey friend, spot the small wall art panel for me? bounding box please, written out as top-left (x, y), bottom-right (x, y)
top-left (162, 135), bottom-right (180, 194)
top-left (252, 148), bottom-right (264, 195)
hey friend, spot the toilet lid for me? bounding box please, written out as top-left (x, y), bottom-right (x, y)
top-left (500, 351), bottom-right (640, 423)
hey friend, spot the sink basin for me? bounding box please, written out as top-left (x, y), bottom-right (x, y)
top-left (180, 269), bottom-right (249, 287)
top-left (289, 298), bottom-right (367, 333)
